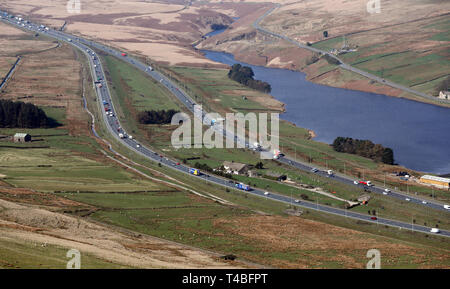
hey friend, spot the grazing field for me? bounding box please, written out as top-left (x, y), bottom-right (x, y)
top-left (0, 236), bottom-right (133, 269)
top-left (0, 145), bottom-right (169, 193)
top-left (64, 189), bottom-right (450, 268)
top-left (0, 196), bottom-right (240, 269)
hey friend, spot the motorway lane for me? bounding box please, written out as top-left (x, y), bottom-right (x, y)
top-left (2, 12), bottom-right (449, 237)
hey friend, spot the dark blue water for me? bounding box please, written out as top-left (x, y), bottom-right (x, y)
top-left (202, 50), bottom-right (450, 174)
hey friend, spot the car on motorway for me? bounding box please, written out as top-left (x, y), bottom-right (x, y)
top-left (136, 144), bottom-right (140, 148)
top-left (176, 162), bottom-right (180, 165)
top-left (405, 198), bottom-right (411, 202)
top-left (384, 188), bottom-right (390, 193)
top-left (264, 192), bottom-right (270, 196)
top-left (294, 199), bottom-right (300, 203)
top-left (422, 200), bottom-right (427, 204)
top-left (370, 217), bottom-right (377, 220)
top-left (444, 205), bottom-right (450, 210)
top-left (353, 180), bottom-right (358, 185)
top-left (311, 168), bottom-right (318, 173)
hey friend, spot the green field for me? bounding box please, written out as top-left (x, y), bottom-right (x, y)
top-left (312, 17), bottom-right (450, 97)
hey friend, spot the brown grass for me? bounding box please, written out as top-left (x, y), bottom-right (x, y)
top-left (214, 215), bottom-right (450, 268)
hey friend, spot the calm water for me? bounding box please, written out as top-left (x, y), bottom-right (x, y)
top-left (202, 50), bottom-right (450, 174)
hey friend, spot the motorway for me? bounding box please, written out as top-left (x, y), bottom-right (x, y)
top-left (253, 4), bottom-right (450, 105)
top-left (1, 10), bottom-right (449, 237)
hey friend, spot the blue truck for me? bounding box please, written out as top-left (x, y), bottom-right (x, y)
top-left (235, 183), bottom-right (250, 191)
top-left (189, 168), bottom-right (200, 176)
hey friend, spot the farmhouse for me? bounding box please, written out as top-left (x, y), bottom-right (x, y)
top-left (438, 91), bottom-right (449, 100)
top-left (13, 133), bottom-right (31, 143)
top-left (223, 161), bottom-right (248, 175)
top-left (419, 175), bottom-right (450, 189)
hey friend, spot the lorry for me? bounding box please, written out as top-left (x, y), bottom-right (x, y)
top-left (235, 183), bottom-right (250, 191)
top-left (358, 181), bottom-right (373, 187)
top-left (430, 228), bottom-right (440, 234)
top-left (189, 168), bottom-right (200, 176)
top-left (273, 149), bottom-right (281, 159)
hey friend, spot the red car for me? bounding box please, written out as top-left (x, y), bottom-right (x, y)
top-left (176, 162), bottom-right (180, 165)
top-left (370, 217), bottom-right (377, 220)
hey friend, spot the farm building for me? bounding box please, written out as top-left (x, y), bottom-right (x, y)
top-left (438, 91), bottom-right (449, 100)
top-left (13, 133), bottom-right (31, 143)
top-left (223, 161), bottom-right (248, 175)
top-left (419, 175), bottom-right (450, 189)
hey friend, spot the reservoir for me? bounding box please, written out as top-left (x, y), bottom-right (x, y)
top-left (202, 50), bottom-right (450, 174)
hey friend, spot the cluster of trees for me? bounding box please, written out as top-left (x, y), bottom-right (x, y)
top-left (0, 99), bottom-right (52, 128)
top-left (228, 64), bottom-right (271, 93)
top-left (332, 137), bottom-right (394, 165)
top-left (436, 76), bottom-right (449, 94)
top-left (322, 54), bottom-right (341, 65)
top-left (137, 109), bottom-right (179, 125)
top-left (305, 54), bottom-right (320, 65)
top-left (210, 24), bottom-right (228, 31)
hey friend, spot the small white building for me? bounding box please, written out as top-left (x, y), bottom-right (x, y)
top-left (438, 91), bottom-right (449, 100)
top-left (13, 133), bottom-right (31, 143)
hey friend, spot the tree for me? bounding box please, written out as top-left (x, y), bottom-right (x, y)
top-left (0, 99), bottom-right (53, 128)
top-left (332, 136), bottom-right (395, 165)
top-left (255, 162), bottom-right (264, 169)
top-left (228, 64), bottom-right (271, 93)
top-left (323, 31), bottom-right (328, 38)
top-left (137, 109), bottom-right (179, 125)
top-left (436, 76), bottom-right (449, 94)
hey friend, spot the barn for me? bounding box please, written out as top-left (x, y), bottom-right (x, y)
top-left (419, 175), bottom-right (450, 189)
top-left (13, 133), bottom-right (31, 143)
